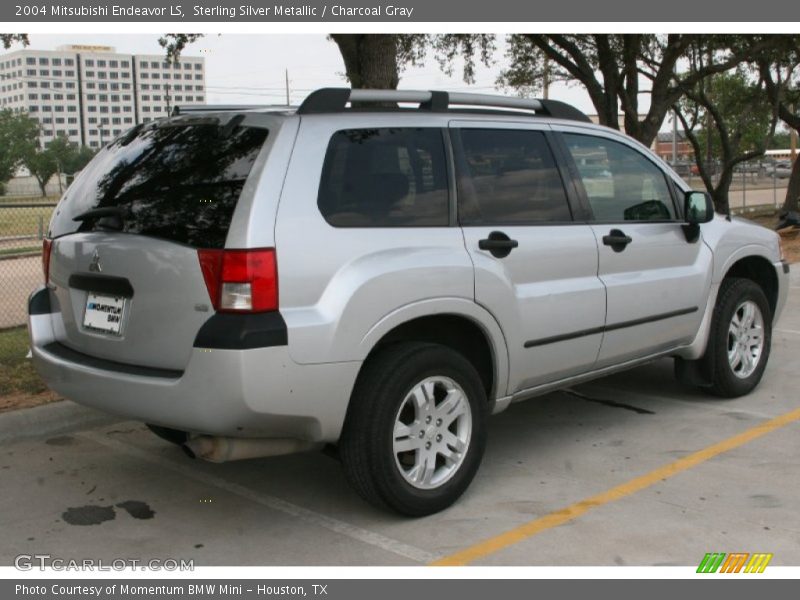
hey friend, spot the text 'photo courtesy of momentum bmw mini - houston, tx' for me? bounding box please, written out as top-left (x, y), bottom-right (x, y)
top-left (27, 88), bottom-right (789, 517)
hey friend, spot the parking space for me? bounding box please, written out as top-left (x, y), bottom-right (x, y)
top-left (2, 273), bottom-right (799, 567)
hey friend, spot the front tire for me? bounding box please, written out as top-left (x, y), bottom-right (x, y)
top-left (706, 278), bottom-right (772, 398)
top-left (339, 342), bottom-right (488, 516)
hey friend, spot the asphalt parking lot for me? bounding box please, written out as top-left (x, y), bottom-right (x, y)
top-left (1, 271), bottom-right (799, 567)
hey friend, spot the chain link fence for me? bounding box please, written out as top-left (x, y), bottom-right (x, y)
top-left (666, 157), bottom-right (792, 213)
top-left (0, 199), bottom-right (57, 398)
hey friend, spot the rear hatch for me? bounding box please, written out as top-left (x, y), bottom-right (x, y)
top-left (45, 115), bottom-right (269, 371)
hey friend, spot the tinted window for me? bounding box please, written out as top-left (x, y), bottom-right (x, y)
top-left (318, 128), bottom-right (449, 227)
top-left (49, 119), bottom-right (268, 248)
top-left (456, 129), bottom-right (571, 225)
top-left (563, 133), bottom-right (676, 222)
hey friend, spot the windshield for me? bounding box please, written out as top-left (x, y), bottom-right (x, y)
top-left (48, 118), bottom-right (269, 248)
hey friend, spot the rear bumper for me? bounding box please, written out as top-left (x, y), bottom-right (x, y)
top-left (27, 287), bottom-right (359, 442)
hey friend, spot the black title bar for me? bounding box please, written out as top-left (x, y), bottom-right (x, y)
top-left (4, 0), bottom-right (800, 22)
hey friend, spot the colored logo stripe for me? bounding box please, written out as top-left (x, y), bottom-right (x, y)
top-left (720, 553), bottom-right (749, 573)
top-left (697, 552), bottom-right (726, 573)
top-left (744, 553), bottom-right (773, 573)
top-left (697, 552), bottom-right (772, 573)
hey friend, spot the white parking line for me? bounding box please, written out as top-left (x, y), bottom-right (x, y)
top-left (78, 431), bottom-right (436, 564)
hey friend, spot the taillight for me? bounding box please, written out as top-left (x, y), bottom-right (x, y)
top-left (197, 248), bottom-right (278, 313)
top-left (42, 238), bottom-right (52, 284)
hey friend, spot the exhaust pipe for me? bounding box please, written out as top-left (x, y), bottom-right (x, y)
top-left (183, 436), bottom-right (320, 463)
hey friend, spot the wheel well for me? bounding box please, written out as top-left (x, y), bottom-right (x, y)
top-left (723, 256), bottom-right (778, 316)
top-left (368, 314), bottom-right (495, 400)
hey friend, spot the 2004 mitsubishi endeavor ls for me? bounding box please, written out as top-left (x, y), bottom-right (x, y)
top-left (28, 89), bottom-right (790, 516)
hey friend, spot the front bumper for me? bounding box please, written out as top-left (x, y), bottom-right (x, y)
top-left (27, 287), bottom-right (359, 442)
top-left (774, 260), bottom-right (790, 324)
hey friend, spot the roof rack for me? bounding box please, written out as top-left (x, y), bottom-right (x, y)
top-left (296, 88), bottom-right (591, 123)
top-left (171, 104), bottom-right (292, 116)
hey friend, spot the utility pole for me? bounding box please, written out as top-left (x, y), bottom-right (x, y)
top-left (165, 83), bottom-right (172, 116)
top-left (285, 69), bottom-right (290, 106)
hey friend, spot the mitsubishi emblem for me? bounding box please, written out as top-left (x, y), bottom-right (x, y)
top-left (89, 249), bottom-right (102, 273)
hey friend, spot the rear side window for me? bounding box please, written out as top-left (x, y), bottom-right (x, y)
top-left (456, 129), bottom-right (572, 225)
top-left (49, 119), bottom-right (268, 248)
top-left (318, 128), bottom-right (449, 227)
top-left (562, 133), bottom-right (676, 222)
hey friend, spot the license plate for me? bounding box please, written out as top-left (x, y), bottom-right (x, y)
top-left (83, 293), bottom-right (125, 335)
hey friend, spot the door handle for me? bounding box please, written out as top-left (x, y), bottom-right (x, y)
top-left (602, 229), bottom-right (633, 252)
top-left (478, 231), bottom-right (519, 258)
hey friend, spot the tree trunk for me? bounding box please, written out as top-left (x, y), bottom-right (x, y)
top-left (36, 176), bottom-right (47, 197)
top-left (598, 95), bottom-right (620, 130)
top-left (782, 151), bottom-right (800, 214)
top-left (330, 34), bottom-right (399, 89)
top-left (712, 168), bottom-right (734, 216)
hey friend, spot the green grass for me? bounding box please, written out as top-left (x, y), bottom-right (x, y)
top-left (0, 205), bottom-right (54, 238)
top-left (0, 326), bottom-right (47, 396)
top-left (0, 245), bottom-right (41, 257)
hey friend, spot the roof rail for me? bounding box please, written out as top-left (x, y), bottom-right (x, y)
top-left (172, 104), bottom-right (292, 116)
top-left (296, 88), bottom-right (591, 123)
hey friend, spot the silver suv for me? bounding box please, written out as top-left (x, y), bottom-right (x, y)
top-left (28, 89), bottom-right (789, 516)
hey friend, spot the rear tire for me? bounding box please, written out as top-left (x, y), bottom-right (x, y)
top-left (339, 342), bottom-right (488, 517)
top-left (705, 278), bottom-right (772, 398)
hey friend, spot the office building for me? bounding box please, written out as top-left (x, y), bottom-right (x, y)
top-left (0, 44), bottom-right (206, 148)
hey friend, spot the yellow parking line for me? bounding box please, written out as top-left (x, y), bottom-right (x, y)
top-left (431, 406), bottom-right (800, 566)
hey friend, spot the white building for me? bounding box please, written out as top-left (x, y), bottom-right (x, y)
top-left (0, 44), bottom-right (206, 149)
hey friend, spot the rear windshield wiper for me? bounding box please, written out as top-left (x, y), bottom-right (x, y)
top-left (72, 206), bottom-right (126, 222)
top-left (118, 123), bottom-right (144, 146)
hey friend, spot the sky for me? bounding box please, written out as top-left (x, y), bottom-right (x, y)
top-left (2, 33), bottom-right (605, 113)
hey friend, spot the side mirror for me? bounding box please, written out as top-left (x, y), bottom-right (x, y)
top-left (684, 191), bottom-right (715, 225)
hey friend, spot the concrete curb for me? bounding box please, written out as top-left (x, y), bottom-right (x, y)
top-left (0, 400), bottom-right (122, 444)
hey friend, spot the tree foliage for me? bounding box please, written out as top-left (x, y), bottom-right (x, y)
top-left (0, 109), bottom-right (39, 186)
top-left (6, 32), bottom-right (800, 211)
top-left (20, 134), bottom-right (96, 197)
top-left (675, 68), bottom-right (777, 213)
top-left (499, 34), bottom-right (776, 147)
top-left (160, 33), bottom-right (495, 91)
top-left (23, 144), bottom-right (59, 197)
top-left (0, 34), bottom-right (29, 49)
top-left (671, 35), bottom-right (800, 213)
top-left (330, 34), bottom-right (495, 90)
top-left (158, 34), bottom-right (205, 63)
top-left (748, 35), bottom-right (800, 213)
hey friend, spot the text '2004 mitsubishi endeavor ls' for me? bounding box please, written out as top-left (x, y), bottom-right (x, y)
top-left (28, 89), bottom-right (790, 516)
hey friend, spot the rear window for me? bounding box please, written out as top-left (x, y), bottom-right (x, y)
top-left (48, 119), bottom-right (269, 248)
top-left (317, 128), bottom-right (449, 227)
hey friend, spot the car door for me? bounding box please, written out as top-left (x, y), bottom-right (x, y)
top-left (450, 121), bottom-right (606, 394)
top-left (557, 129), bottom-right (713, 368)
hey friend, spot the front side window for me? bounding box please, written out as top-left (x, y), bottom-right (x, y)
top-left (456, 129), bottom-right (571, 225)
top-left (318, 128), bottom-right (449, 227)
top-left (563, 133), bottom-right (676, 222)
